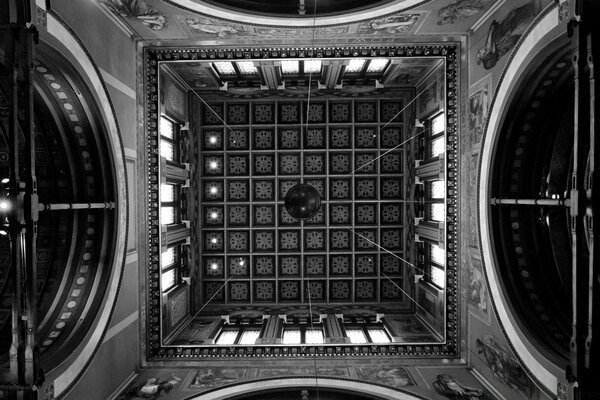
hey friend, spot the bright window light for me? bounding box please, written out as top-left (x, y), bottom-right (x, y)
top-left (213, 61), bottom-right (236, 75)
top-left (346, 59), bottom-right (366, 73)
top-left (283, 329), bottom-right (301, 344)
top-left (238, 329), bottom-right (260, 345)
top-left (160, 117), bottom-right (174, 139)
top-left (430, 203), bottom-right (445, 222)
top-left (161, 184), bottom-right (174, 203)
top-left (430, 181), bottom-right (445, 199)
top-left (160, 139), bottom-right (174, 161)
top-left (347, 328), bottom-right (368, 344)
top-left (430, 264), bottom-right (445, 288)
top-left (161, 269), bottom-right (175, 292)
top-left (367, 328), bottom-right (391, 343)
top-left (432, 113), bottom-right (446, 135)
top-left (236, 61), bottom-right (257, 75)
top-left (216, 330), bottom-right (238, 345)
top-left (430, 136), bottom-right (445, 158)
top-left (366, 58), bottom-right (389, 73)
top-left (304, 60), bottom-right (322, 74)
top-left (431, 244), bottom-right (446, 266)
top-left (281, 60), bottom-right (299, 74)
top-left (161, 206), bottom-right (175, 225)
top-left (161, 247), bottom-right (175, 268)
top-left (305, 329), bottom-right (324, 344)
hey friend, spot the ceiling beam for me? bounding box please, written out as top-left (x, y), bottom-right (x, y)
top-left (258, 61), bottom-right (283, 90)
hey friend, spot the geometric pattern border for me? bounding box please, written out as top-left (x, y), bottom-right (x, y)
top-left (145, 44), bottom-right (460, 359)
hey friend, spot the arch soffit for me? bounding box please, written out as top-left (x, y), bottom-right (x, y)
top-left (478, 5), bottom-right (564, 396)
top-left (163, 0), bottom-right (425, 26)
top-left (188, 378), bottom-right (427, 400)
top-left (40, 10), bottom-right (128, 399)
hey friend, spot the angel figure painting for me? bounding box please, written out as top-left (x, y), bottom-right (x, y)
top-left (100, 0), bottom-right (167, 30)
top-left (476, 2), bottom-right (538, 69)
top-left (437, 0), bottom-right (496, 25)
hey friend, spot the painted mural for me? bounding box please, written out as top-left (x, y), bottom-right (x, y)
top-left (437, 0), bottom-right (496, 25)
top-left (100, 0), bottom-right (167, 30)
top-left (190, 368), bottom-right (246, 389)
top-left (475, 335), bottom-right (534, 398)
top-left (468, 310), bottom-right (552, 400)
top-left (181, 13), bottom-right (424, 40)
top-left (468, 249), bottom-right (489, 323)
top-left (468, 74), bottom-right (492, 148)
top-left (117, 374), bottom-right (182, 399)
top-left (184, 16), bottom-right (243, 38)
top-left (467, 151), bottom-right (479, 248)
top-left (475, 1), bottom-right (538, 69)
top-left (357, 367), bottom-right (415, 387)
top-left (116, 365), bottom-right (501, 399)
top-left (358, 14), bottom-right (422, 35)
top-left (433, 374), bottom-right (492, 399)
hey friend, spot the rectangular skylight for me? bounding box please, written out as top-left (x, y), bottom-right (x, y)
top-left (236, 61), bottom-right (257, 75)
top-left (346, 59), bottom-right (366, 73)
top-left (431, 244), bottom-right (446, 266)
top-left (161, 269), bottom-right (175, 292)
top-left (430, 203), bottom-right (445, 222)
top-left (430, 180), bottom-right (445, 199)
top-left (281, 60), bottom-right (299, 74)
top-left (238, 329), bottom-right (260, 345)
top-left (430, 264), bottom-right (445, 289)
top-left (347, 328), bottom-right (368, 344)
top-left (432, 113), bottom-right (446, 135)
top-left (213, 61), bottom-right (236, 75)
top-left (160, 206), bottom-right (175, 225)
top-left (304, 60), bottom-right (322, 74)
top-left (367, 328), bottom-right (391, 343)
top-left (160, 116), bottom-right (174, 139)
top-left (216, 330), bottom-right (238, 345)
top-left (430, 136), bottom-right (445, 158)
top-left (161, 247), bottom-right (175, 268)
top-left (305, 329), bottom-right (324, 344)
top-left (282, 329), bottom-right (301, 344)
top-left (366, 58), bottom-right (389, 73)
top-left (161, 184), bottom-right (174, 203)
top-left (160, 139), bottom-right (174, 161)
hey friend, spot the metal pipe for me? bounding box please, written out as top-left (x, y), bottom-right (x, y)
top-left (38, 202), bottom-right (115, 211)
top-left (490, 198), bottom-right (569, 206)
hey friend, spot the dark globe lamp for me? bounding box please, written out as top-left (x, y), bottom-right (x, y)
top-left (284, 183), bottom-right (321, 220)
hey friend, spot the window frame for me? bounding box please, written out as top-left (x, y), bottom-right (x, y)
top-left (161, 244), bottom-right (182, 293)
top-left (424, 242), bottom-right (446, 289)
top-left (423, 110), bottom-right (445, 160)
top-left (160, 115), bottom-right (181, 164)
top-left (215, 322), bottom-right (264, 345)
top-left (342, 319), bottom-right (393, 344)
top-left (160, 182), bottom-right (182, 226)
top-left (281, 323), bottom-right (325, 345)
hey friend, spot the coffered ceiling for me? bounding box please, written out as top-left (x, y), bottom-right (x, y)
top-left (191, 93), bottom-right (413, 315)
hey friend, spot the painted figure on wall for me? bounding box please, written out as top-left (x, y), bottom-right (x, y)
top-left (358, 367), bottom-right (413, 387)
top-left (361, 14), bottom-right (421, 34)
top-left (117, 375), bottom-right (181, 399)
top-left (468, 79), bottom-right (491, 146)
top-left (469, 254), bottom-right (487, 312)
top-left (101, 0), bottom-right (167, 30)
top-left (186, 17), bottom-right (241, 38)
top-left (433, 374), bottom-right (490, 399)
top-left (437, 0), bottom-right (496, 25)
top-left (476, 335), bottom-right (534, 397)
top-left (190, 368), bottom-right (244, 388)
top-left (476, 2), bottom-right (537, 69)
